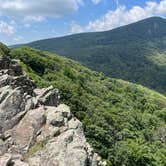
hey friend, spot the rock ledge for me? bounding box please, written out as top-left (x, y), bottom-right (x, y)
top-left (0, 56), bottom-right (106, 166)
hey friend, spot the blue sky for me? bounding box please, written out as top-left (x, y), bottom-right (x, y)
top-left (0, 0), bottom-right (165, 45)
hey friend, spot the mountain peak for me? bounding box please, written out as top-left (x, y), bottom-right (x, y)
top-left (133, 16), bottom-right (166, 25)
top-left (111, 16), bottom-right (166, 34)
top-left (143, 16), bottom-right (165, 21)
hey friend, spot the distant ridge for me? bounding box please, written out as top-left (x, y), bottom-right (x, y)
top-left (14, 17), bottom-right (166, 94)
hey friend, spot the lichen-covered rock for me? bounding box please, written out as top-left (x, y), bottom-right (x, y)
top-left (0, 56), bottom-right (106, 166)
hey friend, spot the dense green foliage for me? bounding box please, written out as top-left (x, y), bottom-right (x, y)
top-left (8, 46), bottom-right (166, 166)
top-left (21, 17), bottom-right (166, 94)
top-left (0, 42), bottom-right (10, 56)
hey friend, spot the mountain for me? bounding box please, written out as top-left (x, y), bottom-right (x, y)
top-left (3, 44), bottom-right (165, 165)
top-left (20, 17), bottom-right (166, 94)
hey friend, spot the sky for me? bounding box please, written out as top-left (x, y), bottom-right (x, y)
top-left (0, 0), bottom-right (166, 45)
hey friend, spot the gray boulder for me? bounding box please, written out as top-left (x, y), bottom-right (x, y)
top-left (34, 86), bottom-right (60, 106)
top-left (0, 56), bottom-right (106, 166)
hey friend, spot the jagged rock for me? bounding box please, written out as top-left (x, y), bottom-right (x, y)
top-left (8, 59), bottom-right (23, 76)
top-left (2, 111), bottom-right (27, 136)
top-left (10, 76), bottom-right (36, 95)
top-left (12, 160), bottom-right (29, 166)
top-left (34, 86), bottom-right (60, 106)
top-left (0, 56), bottom-right (10, 70)
top-left (0, 86), bottom-right (26, 131)
top-left (0, 56), bottom-right (106, 166)
top-left (25, 104), bottom-right (104, 166)
top-left (0, 153), bottom-right (12, 166)
top-left (0, 139), bottom-right (8, 156)
top-left (0, 60), bottom-right (38, 132)
top-left (46, 105), bottom-right (65, 127)
top-left (0, 153), bottom-right (29, 166)
top-left (11, 107), bottom-right (46, 152)
top-left (0, 74), bottom-right (10, 88)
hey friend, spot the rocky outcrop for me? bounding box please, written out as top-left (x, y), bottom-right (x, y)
top-left (0, 56), bottom-right (106, 166)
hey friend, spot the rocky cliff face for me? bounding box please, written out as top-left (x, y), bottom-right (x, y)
top-left (0, 56), bottom-right (106, 166)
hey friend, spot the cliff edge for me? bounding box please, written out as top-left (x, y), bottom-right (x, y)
top-left (0, 56), bottom-right (106, 166)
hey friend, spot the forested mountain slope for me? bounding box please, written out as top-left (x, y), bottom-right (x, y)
top-left (21, 17), bottom-right (166, 94)
top-left (2, 44), bottom-right (165, 166)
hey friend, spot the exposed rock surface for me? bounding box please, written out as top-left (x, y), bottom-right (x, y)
top-left (0, 56), bottom-right (106, 166)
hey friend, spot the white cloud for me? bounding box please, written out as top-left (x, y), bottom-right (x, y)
top-left (71, 21), bottom-right (84, 33)
top-left (0, 0), bottom-right (83, 21)
top-left (91, 0), bottom-right (102, 5)
top-left (13, 35), bottom-right (23, 41)
top-left (24, 16), bottom-right (45, 22)
top-left (71, 0), bottom-right (166, 33)
top-left (24, 23), bottom-right (31, 28)
top-left (0, 20), bottom-right (15, 34)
